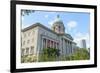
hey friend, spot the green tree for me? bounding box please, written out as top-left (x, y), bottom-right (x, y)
top-left (39, 48), bottom-right (60, 62)
top-left (21, 10), bottom-right (35, 16)
top-left (65, 48), bottom-right (90, 60)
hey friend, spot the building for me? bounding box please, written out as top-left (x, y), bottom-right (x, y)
top-left (80, 39), bottom-right (87, 48)
top-left (21, 15), bottom-right (77, 61)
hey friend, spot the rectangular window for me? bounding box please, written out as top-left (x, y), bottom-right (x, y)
top-left (24, 33), bottom-right (26, 38)
top-left (32, 38), bottom-right (34, 42)
top-left (27, 40), bottom-right (30, 44)
top-left (21, 48), bottom-right (25, 56)
top-left (26, 48), bottom-right (29, 55)
top-left (30, 46), bottom-right (34, 55)
top-left (23, 41), bottom-right (25, 45)
top-left (28, 31), bottom-right (31, 36)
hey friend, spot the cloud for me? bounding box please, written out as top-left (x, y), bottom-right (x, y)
top-left (67, 21), bottom-right (77, 31)
top-left (74, 32), bottom-right (90, 48)
top-left (44, 15), bottom-right (49, 18)
top-left (48, 20), bottom-right (54, 27)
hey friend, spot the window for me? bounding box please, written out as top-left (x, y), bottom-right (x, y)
top-left (23, 41), bottom-right (25, 45)
top-left (24, 33), bottom-right (26, 38)
top-left (30, 46), bottom-right (34, 54)
top-left (44, 32), bottom-right (46, 35)
top-left (28, 32), bottom-right (31, 36)
top-left (33, 30), bottom-right (35, 34)
top-left (21, 48), bottom-right (25, 56)
top-left (32, 38), bottom-right (34, 42)
top-left (26, 48), bottom-right (29, 55)
top-left (27, 40), bottom-right (30, 44)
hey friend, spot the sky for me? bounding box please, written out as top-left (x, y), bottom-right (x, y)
top-left (21, 10), bottom-right (90, 48)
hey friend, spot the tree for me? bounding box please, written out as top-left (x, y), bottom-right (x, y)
top-left (39, 48), bottom-right (60, 62)
top-left (21, 10), bottom-right (35, 16)
top-left (65, 48), bottom-right (90, 60)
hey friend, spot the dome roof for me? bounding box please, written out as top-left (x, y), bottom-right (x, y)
top-left (53, 15), bottom-right (64, 26)
top-left (52, 15), bottom-right (65, 34)
top-left (53, 20), bottom-right (64, 26)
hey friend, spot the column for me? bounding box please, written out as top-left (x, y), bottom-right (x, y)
top-left (57, 43), bottom-right (59, 49)
top-left (50, 40), bottom-right (52, 48)
top-left (70, 42), bottom-right (72, 54)
top-left (54, 42), bottom-right (56, 49)
top-left (53, 41), bottom-right (54, 48)
top-left (68, 41), bottom-right (70, 55)
top-left (51, 41), bottom-right (53, 48)
top-left (62, 38), bottom-right (63, 55)
top-left (63, 39), bottom-right (66, 56)
top-left (42, 38), bottom-right (44, 50)
top-left (69, 42), bottom-right (71, 54)
top-left (48, 40), bottom-right (50, 48)
top-left (43, 38), bottom-right (46, 49)
top-left (56, 42), bottom-right (57, 49)
top-left (62, 38), bottom-right (65, 56)
top-left (72, 43), bottom-right (74, 54)
top-left (67, 41), bottom-right (68, 55)
top-left (45, 39), bottom-right (47, 48)
top-left (66, 40), bottom-right (68, 55)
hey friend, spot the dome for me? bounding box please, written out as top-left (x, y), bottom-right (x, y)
top-left (53, 15), bottom-right (64, 26)
top-left (53, 20), bottom-right (64, 26)
top-left (52, 15), bottom-right (65, 34)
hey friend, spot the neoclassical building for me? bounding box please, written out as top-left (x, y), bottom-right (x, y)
top-left (21, 15), bottom-right (76, 61)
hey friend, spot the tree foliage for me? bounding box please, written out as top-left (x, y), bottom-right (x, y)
top-left (21, 10), bottom-right (35, 16)
top-left (65, 48), bottom-right (90, 60)
top-left (39, 48), bottom-right (60, 62)
top-left (39, 48), bottom-right (89, 62)
top-left (21, 55), bottom-right (37, 63)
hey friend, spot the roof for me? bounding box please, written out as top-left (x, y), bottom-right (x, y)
top-left (64, 33), bottom-right (73, 40)
top-left (53, 17), bottom-right (64, 27)
top-left (21, 23), bottom-right (58, 35)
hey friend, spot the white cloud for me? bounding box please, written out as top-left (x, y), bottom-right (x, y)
top-left (48, 21), bottom-right (54, 27)
top-left (67, 21), bottom-right (77, 31)
top-left (44, 15), bottom-right (49, 18)
top-left (74, 32), bottom-right (90, 48)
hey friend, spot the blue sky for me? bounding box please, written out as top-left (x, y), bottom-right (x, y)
top-left (21, 10), bottom-right (90, 48)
